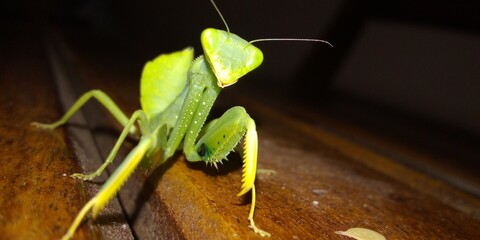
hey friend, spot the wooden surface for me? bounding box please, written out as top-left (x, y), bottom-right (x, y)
top-left (0, 31), bottom-right (91, 239)
top-left (1, 29), bottom-right (480, 240)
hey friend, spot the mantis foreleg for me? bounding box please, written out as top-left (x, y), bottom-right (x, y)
top-left (156, 55), bottom-right (269, 236)
top-left (162, 56), bottom-right (220, 161)
top-left (185, 106), bottom-right (270, 237)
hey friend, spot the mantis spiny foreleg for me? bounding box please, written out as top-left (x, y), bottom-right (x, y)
top-left (193, 106), bottom-right (269, 237)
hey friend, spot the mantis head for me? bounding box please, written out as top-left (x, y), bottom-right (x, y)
top-left (201, 28), bottom-right (264, 88)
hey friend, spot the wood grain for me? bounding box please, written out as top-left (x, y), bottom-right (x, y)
top-left (0, 32), bottom-right (91, 240)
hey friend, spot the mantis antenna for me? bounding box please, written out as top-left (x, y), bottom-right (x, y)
top-left (210, 0), bottom-right (230, 33)
top-left (250, 38), bottom-right (333, 47)
top-left (210, 0), bottom-right (332, 47)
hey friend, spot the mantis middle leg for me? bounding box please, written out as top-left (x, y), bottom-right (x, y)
top-left (32, 90), bottom-right (144, 180)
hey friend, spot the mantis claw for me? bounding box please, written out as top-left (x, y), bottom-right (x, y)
top-left (70, 172), bottom-right (97, 181)
top-left (249, 218), bottom-right (271, 238)
top-left (247, 186), bottom-right (271, 237)
top-left (30, 121), bottom-right (57, 130)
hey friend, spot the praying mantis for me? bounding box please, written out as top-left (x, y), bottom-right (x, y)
top-left (32, 0), bottom-right (331, 239)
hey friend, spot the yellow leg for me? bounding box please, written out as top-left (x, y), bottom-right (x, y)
top-left (61, 197), bottom-right (97, 240)
top-left (248, 185), bottom-right (271, 237)
top-left (61, 111), bottom-right (152, 239)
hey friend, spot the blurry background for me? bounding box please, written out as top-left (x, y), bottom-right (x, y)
top-left (2, 0), bottom-right (479, 194)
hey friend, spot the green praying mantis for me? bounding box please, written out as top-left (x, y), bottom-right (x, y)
top-left (32, 0), bottom-right (331, 239)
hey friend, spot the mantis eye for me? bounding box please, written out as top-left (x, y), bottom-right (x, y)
top-left (201, 28), bottom-right (264, 88)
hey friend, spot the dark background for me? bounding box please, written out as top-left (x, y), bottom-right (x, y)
top-left (2, 0), bottom-right (480, 191)
top-left (3, 0), bottom-right (479, 132)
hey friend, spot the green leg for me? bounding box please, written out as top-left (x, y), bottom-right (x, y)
top-left (32, 89), bottom-right (138, 136)
top-left (186, 106), bottom-right (251, 165)
top-left (61, 110), bottom-right (152, 240)
top-left (71, 110), bottom-right (147, 180)
top-left (184, 106), bottom-right (271, 237)
top-left (161, 83), bottom-right (219, 163)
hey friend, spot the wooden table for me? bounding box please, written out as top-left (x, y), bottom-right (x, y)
top-left (1, 27), bottom-right (479, 239)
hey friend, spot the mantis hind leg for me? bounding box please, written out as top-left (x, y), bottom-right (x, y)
top-left (185, 106), bottom-right (271, 237)
top-left (61, 137), bottom-right (152, 240)
top-left (31, 89), bottom-right (138, 136)
top-left (62, 111), bottom-right (153, 240)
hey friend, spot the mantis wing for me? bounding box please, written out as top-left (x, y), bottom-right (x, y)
top-left (140, 48), bottom-right (194, 121)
